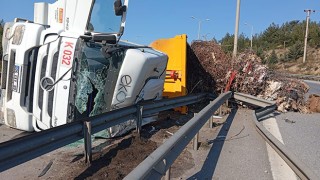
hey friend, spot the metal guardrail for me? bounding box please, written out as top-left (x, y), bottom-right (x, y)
top-left (276, 72), bottom-right (320, 82)
top-left (292, 74), bottom-right (320, 81)
top-left (0, 93), bottom-right (208, 172)
top-left (124, 92), bottom-right (232, 179)
top-left (233, 92), bottom-right (275, 108)
top-left (126, 92), bottom-right (318, 180)
top-left (253, 114), bottom-right (318, 180)
top-left (235, 93), bottom-right (318, 180)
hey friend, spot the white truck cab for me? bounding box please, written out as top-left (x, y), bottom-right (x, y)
top-left (1, 0), bottom-right (168, 135)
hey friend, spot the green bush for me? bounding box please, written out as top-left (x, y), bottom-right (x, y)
top-left (288, 41), bottom-right (303, 60)
top-left (268, 50), bottom-right (278, 64)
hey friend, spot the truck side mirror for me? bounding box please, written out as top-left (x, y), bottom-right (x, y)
top-left (114, 0), bottom-right (126, 16)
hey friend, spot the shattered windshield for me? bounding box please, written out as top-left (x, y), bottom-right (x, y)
top-left (87, 0), bottom-right (122, 33)
top-left (74, 42), bottom-right (125, 118)
top-left (75, 43), bottom-right (109, 117)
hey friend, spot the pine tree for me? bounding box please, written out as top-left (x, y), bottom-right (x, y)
top-left (288, 41), bottom-right (303, 60)
top-left (268, 50), bottom-right (278, 64)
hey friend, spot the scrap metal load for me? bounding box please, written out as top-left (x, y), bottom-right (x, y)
top-left (186, 41), bottom-right (231, 94)
top-left (187, 41), bottom-right (312, 113)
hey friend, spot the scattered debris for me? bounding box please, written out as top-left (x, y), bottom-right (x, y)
top-left (38, 159), bottom-right (54, 177)
top-left (148, 126), bottom-right (157, 133)
top-left (209, 125), bottom-right (249, 142)
top-left (212, 115), bottom-right (222, 119)
top-left (187, 41), bottom-right (312, 113)
top-left (307, 94), bottom-right (320, 113)
top-left (165, 131), bottom-right (174, 136)
top-left (284, 118), bottom-right (296, 124)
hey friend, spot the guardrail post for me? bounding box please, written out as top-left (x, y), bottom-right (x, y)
top-left (84, 121), bottom-right (92, 165)
top-left (193, 113), bottom-right (199, 150)
top-left (136, 105), bottom-right (143, 135)
top-left (164, 167), bottom-right (171, 180)
top-left (193, 132), bottom-right (199, 150)
top-left (219, 90), bottom-right (223, 116)
top-left (209, 115), bottom-right (213, 128)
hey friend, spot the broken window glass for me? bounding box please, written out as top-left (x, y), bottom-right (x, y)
top-left (74, 42), bottom-right (125, 118)
top-left (75, 43), bottom-right (110, 117)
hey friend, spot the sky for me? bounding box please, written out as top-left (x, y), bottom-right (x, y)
top-left (1, 0), bottom-right (320, 45)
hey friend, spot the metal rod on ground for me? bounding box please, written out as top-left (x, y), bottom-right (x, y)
top-left (84, 121), bottom-right (92, 165)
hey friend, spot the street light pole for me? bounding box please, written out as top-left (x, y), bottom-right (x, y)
top-left (245, 23), bottom-right (253, 51)
top-left (198, 20), bottom-right (201, 40)
top-left (191, 16), bottom-right (210, 40)
top-left (303, 9), bottom-right (315, 63)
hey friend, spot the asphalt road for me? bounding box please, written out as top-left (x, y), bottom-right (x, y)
top-left (265, 112), bottom-right (320, 177)
top-left (261, 79), bottom-right (320, 178)
top-left (304, 80), bottom-right (320, 99)
top-left (0, 124), bottom-right (31, 143)
top-left (181, 108), bottom-right (275, 180)
top-left (205, 108), bottom-right (273, 180)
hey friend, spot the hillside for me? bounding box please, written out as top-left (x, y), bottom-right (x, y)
top-left (272, 47), bottom-right (320, 75)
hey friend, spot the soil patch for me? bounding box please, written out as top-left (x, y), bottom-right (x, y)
top-left (79, 135), bottom-right (157, 180)
top-left (307, 94), bottom-right (320, 113)
top-left (45, 111), bottom-right (197, 180)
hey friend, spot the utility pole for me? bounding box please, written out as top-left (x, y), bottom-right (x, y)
top-left (303, 9), bottom-right (315, 63)
top-left (233, 0), bottom-right (241, 59)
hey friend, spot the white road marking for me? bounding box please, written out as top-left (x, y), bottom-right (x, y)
top-left (263, 117), bottom-right (297, 180)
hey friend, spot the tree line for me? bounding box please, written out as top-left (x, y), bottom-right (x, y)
top-left (219, 20), bottom-right (320, 64)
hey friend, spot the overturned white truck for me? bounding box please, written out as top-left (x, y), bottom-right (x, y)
top-left (1, 0), bottom-right (167, 136)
